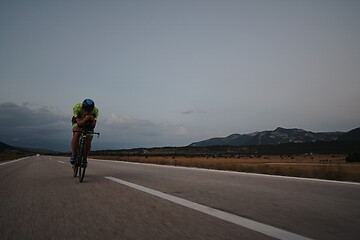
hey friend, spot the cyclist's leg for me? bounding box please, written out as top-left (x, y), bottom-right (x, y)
top-left (71, 126), bottom-right (82, 156)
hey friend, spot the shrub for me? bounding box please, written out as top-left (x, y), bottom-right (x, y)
top-left (346, 153), bottom-right (360, 162)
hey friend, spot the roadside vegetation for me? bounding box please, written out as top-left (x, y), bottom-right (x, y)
top-left (0, 153), bottom-right (32, 162)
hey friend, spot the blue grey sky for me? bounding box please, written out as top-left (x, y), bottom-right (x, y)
top-left (1, 0), bottom-right (359, 151)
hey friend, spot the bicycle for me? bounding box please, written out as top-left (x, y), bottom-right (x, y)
top-left (72, 128), bottom-right (100, 182)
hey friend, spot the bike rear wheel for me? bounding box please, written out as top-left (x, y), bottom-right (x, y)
top-left (73, 146), bottom-right (82, 178)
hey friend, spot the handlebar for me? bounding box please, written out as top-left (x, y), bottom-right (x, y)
top-left (73, 130), bottom-right (100, 137)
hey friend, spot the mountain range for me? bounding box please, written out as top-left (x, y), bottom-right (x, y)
top-left (189, 127), bottom-right (360, 147)
top-left (0, 141), bottom-right (57, 154)
top-left (0, 141), bottom-right (18, 152)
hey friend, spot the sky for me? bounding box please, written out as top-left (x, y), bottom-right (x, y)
top-left (1, 0), bottom-right (359, 152)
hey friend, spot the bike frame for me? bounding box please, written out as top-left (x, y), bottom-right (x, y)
top-left (72, 129), bottom-right (100, 182)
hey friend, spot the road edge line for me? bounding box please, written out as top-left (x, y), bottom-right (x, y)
top-left (0, 156), bottom-right (31, 166)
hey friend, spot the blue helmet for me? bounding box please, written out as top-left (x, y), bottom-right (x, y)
top-left (82, 99), bottom-right (94, 112)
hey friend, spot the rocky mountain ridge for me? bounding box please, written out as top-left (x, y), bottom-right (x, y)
top-left (189, 127), bottom-right (359, 147)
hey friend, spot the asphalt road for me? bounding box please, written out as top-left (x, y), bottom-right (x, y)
top-left (0, 155), bottom-right (359, 240)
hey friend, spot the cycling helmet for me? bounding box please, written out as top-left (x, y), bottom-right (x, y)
top-left (82, 99), bottom-right (95, 112)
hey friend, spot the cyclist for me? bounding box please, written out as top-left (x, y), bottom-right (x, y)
top-left (69, 99), bottom-right (99, 166)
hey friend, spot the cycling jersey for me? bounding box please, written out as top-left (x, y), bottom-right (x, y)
top-left (73, 103), bottom-right (99, 120)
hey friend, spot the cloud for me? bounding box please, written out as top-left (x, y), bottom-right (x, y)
top-left (104, 114), bottom-right (154, 129)
top-left (97, 114), bottom-right (191, 149)
top-left (0, 102), bottom-right (71, 151)
top-left (0, 102), bottom-right (194, 151)
top-left (175, 126), bottom-right (189, 135)
top-left (182, 110), bottom-right (195, 115)
top-left (182, 109), bottom-right (207, 115)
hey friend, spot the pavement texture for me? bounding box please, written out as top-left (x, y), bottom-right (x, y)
top-left (1, 155), bottom-right (359, 240)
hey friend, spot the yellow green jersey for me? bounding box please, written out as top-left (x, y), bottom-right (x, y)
top-left (73, 103), bottom-right (99, 120)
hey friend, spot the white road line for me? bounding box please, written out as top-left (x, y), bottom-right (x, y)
top-left (57, 161), bottom-right (65, 164)
top-left (105, 176), bottom-right (314, 240)
top-left (0, 157), bottom-right (30, 166)
top-left (92, 159), bottom-right (360, 185)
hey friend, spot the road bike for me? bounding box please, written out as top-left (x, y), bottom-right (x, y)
top-left (72, 128), bottom-right (100, 182)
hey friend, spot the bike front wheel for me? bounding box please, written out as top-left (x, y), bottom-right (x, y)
top-left (78, 142), bottom-right (87, 182)
top-left (79, 158), bottom-right (86, 182)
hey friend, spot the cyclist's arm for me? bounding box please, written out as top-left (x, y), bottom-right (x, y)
top-left (76, 115), bottom-right (95, 128)
top-left (89, 118), bottom-right (96, 128)
top-left (86, 116), bottom-right (96, 128)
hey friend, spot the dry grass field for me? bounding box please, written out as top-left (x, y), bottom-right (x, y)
top-left (2, 152), bottom-right (358, 182)
top-left (0, 153), bottom-right (32, 162)
top-left (91, 154), bottom-right (360, 182)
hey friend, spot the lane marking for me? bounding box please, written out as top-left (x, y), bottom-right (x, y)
top-left (57, 161), bottom-right (65, 164)
top-left (91, 159), bottom-right (360, 185)
top-left (105, 176), bottom-right (313, 240)
top-left (0, 157), bottom-right (30, 166)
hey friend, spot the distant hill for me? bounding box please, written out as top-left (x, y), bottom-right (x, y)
top-left (92, 140), bottom-right (360, 157)
top-left (0, 141), bottom-right (57, 154)
top-left (191, 133), bottom-right (256, 147)
top-left (337, 127), bottom-right (360, 141)
top-left (14, 146), bottom-right (58, 154)
top-left (0, 141), bottom-right (18, 152)
top-left (189, 132), bottom-right (256, 147)
top-left (245, 127), bottom-right (342, 145)
top-left (189, 127), bottom-right (348, 147)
